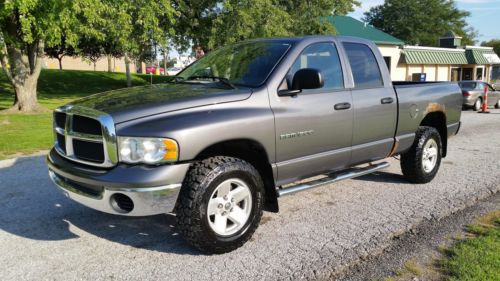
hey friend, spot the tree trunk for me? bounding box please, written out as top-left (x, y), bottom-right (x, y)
top-left (12, 78), bottom-right (40, 112)
top-left (58, 57), bottom-right (63, 70)
top-left (0, 39), bottom-right (46, 112)
top-left (93, 61), bottom-right (97, 71)
top-left (107, 56), bottom-right (112, 72)
top-left (125, 53), bottom-right (132, 87)
top-left (163, 49), bottom-right (168, 75)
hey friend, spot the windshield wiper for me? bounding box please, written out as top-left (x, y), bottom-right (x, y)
top-left (185, 75), bottom-right (236, 89)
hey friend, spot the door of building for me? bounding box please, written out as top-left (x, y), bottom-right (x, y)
top-left (462, 68), bottom-right (473, 80)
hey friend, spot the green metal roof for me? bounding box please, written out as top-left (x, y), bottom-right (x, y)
top-left (325, 16), bottom-right (404, 45)
top-left (465, 48), bottom-right (496, 64)
top-left (402, 48), bottom-right (468, 65)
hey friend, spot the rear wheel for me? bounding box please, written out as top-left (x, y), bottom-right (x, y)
top-left (400, 126), bottom-right (442, 183)
top-left (495, 99), bottom-right (500, 109)
top-left (176, 156), bottom-right (264, 254)
top-left (474, 98), bottom-right (482, 111)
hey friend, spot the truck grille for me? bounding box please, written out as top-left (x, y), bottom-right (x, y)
top-left (53, 105), bottom-right (118, 168)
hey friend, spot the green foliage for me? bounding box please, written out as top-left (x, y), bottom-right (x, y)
top-left (173, 0), bottom-right (360, 51)
top-left (441, 211), bottom-right (500, 281)
top-left (363, 0), bottom-right (477, 46)
top-left (0, 69), bottom-right (171, 110)
top-left (481, 39), bottom-right (500, 56)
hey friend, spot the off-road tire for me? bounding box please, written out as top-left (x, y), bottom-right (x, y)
top-left (400, 126), bottom-right (442, 184)
top-left (176, 156), bottom-right (264, 254)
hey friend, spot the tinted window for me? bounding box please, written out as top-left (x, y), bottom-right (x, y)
top-left (458, 82), bottom-right (477, 90)
top-left (343, 42), bottom-right (383, 88)
top-left (178, 42), bottom-right (290, 87)
top-left (287, 43), bottom-right (344, 90)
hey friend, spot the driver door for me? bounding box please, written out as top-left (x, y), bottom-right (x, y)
top-left (270, 42), bottom-right (353, 185)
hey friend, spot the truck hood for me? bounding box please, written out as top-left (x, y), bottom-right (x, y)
top-left (69, 83), bottom-right (252, 123)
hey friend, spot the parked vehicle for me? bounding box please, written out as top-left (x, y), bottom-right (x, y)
top-left (47, 36), bottom-right (462, 254)
top-left (167, 67), bottom-right (182, 76)
top-left (459, 81), bottom-right (500, 110)
top-left (145, 66), bottom-right (165, 75)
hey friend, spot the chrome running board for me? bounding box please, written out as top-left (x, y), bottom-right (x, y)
top-left (277, 162), bottom-right (390, 197)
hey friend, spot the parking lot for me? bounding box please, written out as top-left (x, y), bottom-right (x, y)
top-left (0, 109), bottom-right (499, 281)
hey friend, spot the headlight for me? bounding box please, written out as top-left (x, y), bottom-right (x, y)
top-left (117, 137), bottom-right (178, 164)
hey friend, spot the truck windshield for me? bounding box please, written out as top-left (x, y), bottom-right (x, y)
top-left (177, 42), bottom-right (291, 88)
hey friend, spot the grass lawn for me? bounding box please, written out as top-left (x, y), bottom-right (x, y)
top-left (441, 210), bottom-right (500, 281)
top-left (0, 69), bottom-right (171, 159)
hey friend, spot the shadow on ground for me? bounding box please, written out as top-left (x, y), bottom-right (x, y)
top-left (0, 155), bottom-right (198, 255)
top-left (354, 171), bottom-right (409, 184)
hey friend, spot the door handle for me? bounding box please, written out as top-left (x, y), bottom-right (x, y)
top-left (381, 97), bottom-right (394, 104)
top-left (334, 102), bottom-right (351, 110)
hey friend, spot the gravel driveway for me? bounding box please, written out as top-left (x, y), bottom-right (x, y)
top-left (1, 110), bottom-right (499, 281)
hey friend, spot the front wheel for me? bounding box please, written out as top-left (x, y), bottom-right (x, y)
top-left (495, 99), bottom-right (500, 109)
top-left (400, 126), bottom-right (442, 183)
top-left (176, 156), bottom-right (264, 254)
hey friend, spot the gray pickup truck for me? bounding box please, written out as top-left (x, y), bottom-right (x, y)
top-left (47, 36), bottom-right (462, 254)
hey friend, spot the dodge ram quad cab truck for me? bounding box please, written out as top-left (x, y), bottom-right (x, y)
top-left (47, 36), bottom-right (462, 254)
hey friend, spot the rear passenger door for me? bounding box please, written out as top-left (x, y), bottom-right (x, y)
top-left (341, 42), bottom-right (397, 165)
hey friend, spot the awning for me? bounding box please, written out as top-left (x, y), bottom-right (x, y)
top-left (402, 48), bottom-right (468, 65)
top-left (466, 49), bottom-right (500, 64)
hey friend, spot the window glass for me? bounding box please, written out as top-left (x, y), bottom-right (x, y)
top-left (286, 43), bottom-right (344, 90)
top-left (458, 81), bottom-right (477, 90)
top-left (342, 42), bottom-right (383, 88)
top-left (178, 42), bottom-right (290, 87)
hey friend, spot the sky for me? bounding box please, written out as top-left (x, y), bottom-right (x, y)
top-left (348, 0), bottom-right (500, 44)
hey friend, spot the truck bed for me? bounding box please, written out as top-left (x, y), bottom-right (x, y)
top-left (392, 81), bottom-right (462, 155)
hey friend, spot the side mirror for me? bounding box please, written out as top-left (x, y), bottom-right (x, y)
top-left (278, 68), bottom-right (324, 97)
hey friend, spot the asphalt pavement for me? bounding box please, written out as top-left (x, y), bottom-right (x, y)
top-left (0, 110), bottom-right (499, 280)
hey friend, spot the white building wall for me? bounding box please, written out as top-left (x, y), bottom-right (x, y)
top-left (44, 56), bottom-right (145, 73)
top-left (423, 65), bottom-right (437, 81)
top-left (393, 65), bottom-right (407, 81)
top-left (377, 45), bottom-right (401, 78)
top-left (437, 66), bottom-right (449, 81)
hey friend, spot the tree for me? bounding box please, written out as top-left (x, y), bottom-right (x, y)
top-left (77, 36), bottom-right (103, 71)
top-left (98, 0), bottom-right (177, 87)
top-left (481, 39), bottom-right (500, 56)
top-left (363, 0), bottom-right (477, 46)
top-left (282, 0), bottom-right (360, 36)
top-left (174, 0), bottom-right (360, 51)
top-left (0, 0), bottom-right (108, 112)
top-left (45, 37), bottom-right (76, 70)
top-left (102, 40), bottom-right (124, 73)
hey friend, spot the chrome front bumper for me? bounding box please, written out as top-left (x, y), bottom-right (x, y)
top-left (46, 148), bottom-right (190, 217)
top-left (49, 170), bottom-right (182, 216)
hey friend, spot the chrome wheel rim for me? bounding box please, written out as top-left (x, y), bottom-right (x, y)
top-left (422, 138), bottom-right (438, 173)
top-left (207, 178), bottom-right (252, 236)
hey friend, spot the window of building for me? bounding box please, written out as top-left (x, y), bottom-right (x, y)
top-left (383, 56), bottom-right (391, 73)
top-left (343, 42), bottom-right (383, 88)
top-left (476, 67), bottom-right (484, 80)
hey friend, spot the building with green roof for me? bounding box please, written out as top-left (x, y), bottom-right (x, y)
top-left (327, 16), bottom-right (500, 82)
top-left (325, 16), bottom-right (404, 46)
